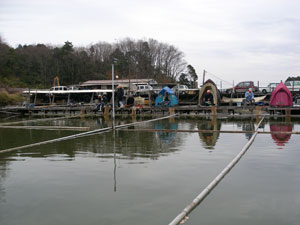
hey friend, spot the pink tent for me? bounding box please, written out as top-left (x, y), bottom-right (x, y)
top-left (269, 82), bottom-right (293, 107)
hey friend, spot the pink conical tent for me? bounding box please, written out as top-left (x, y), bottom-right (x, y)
top-left (269, 82), bottom-right (293, 107)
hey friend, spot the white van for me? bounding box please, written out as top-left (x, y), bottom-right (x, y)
top-left (284, 81), bottom-right (300, 92)
top-left (137, 84), bottom-right (153, 91)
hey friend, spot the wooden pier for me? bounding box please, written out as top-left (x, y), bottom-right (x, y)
top-left (2, 104), bottom-right (300, 117)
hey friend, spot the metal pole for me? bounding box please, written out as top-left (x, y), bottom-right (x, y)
top-left (112, 63), bottom-right (115, 129)
top-left (113, 130), bottom-right (117, 192)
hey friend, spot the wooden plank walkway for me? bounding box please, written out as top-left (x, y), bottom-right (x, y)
top-left (2, 105), bottom-right (300, 116)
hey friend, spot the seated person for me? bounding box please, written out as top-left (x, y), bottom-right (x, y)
top-left (94, 94), bottom-right (108, 112)
top-left (126, 95), bottom-right (135, 107)
top-left (244, 88), bottom-right (255, 105)
top-left (203, 90), bottom-right (214, 106)
top-left (162, 92), bottom-right (170, 105)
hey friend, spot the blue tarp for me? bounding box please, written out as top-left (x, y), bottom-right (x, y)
top-left (155, 86), bottom-right (178, 106)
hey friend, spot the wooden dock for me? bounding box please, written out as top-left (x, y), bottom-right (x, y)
top-left (2, 104), bottom-right (300, 117)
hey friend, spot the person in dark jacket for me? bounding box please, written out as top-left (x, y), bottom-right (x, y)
top-left (126, 95), bottom-right (135, 107)
top-left (203, 90), bottom-right (214, 106)
top-left (116, 85), bottom-right (124, 107)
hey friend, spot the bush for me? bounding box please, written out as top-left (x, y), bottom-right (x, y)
top-left (0, 91), bottom-right (24, 106)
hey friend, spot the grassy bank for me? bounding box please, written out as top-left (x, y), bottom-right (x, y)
top-left (0, 91), bottom-right (24, 106)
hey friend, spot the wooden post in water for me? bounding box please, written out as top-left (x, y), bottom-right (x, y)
top-left (131, 107), bottom-right (136, 117)
top-left (255, 106), bottom-right (262, 116)
top-left (286, 108), bottom-right (291, 121)
top-left (169, 107), bottom-right (175, 115)
top-left (211, 106), bottom-right (217, 115)
top-left (104, 105), bottom-right (110, 117)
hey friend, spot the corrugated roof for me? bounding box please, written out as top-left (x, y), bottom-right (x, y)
top-left (80, 79), bottom-right (157, 86)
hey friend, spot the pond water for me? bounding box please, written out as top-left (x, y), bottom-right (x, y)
top-left (0, 116), bottom-right (299, 225)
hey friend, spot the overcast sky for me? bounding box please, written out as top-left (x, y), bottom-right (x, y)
top-left (0, 0), bottom-right (300, 87)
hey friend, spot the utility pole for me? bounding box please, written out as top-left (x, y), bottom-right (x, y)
top-left (202, 70), bottom-right (206, 85)
top-left (112, 63), bottom-right (115, 129)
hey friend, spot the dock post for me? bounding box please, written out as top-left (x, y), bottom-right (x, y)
top-left (286, 108), bottom-right (291, 119)
top-left (169, 107), bottom-right (175, 115)
top-left (104, 105), bottom-right (110, 117)
top-left (255, 106), bottom-right (262, 116)
top-left (211, 106), bottom-right (217, 115)
top-left (131, 107), bottom-right (136, 117)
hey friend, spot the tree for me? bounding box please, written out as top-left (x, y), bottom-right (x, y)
top-left (179, 73), bottom-right (191, 87)
top-left (0, 38), bottom-right (189, 88)
top-left (187, 65), bottom-right (198, 88)
top-left (178, 65), bottom-right (198, 88)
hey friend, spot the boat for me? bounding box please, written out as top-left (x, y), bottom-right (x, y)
top-left (222, 95), bottom-right (266, 103)
top-left (269, 82), bottom-right (293, 107)
top-left (198, 79), bottom-right (221, 106)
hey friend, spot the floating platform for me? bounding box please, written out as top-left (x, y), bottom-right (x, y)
top-left (2, 105), bottom-right (300, 117)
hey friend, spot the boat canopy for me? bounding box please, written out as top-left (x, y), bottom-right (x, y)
top-left (269, 82), bottom-right (293, 107)
top-left (198, 79), bottom-right (221, 106)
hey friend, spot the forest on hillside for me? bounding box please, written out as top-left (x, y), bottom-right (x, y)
top-left (0, 36), bottom-right (198, 88)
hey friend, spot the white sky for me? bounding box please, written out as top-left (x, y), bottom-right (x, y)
top-left (1, 0), bottom-right (300, 87)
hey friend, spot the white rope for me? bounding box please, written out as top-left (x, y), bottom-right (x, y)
top-left (169, 116), bottom-right (265, 225)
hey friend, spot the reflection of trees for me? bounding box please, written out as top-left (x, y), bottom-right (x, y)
top-left (198, 117), bottom-right (221, 149)
top-left (270, 123), bottom-right (293, 147)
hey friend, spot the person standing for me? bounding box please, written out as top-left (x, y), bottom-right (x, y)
top-left (116, 85), bottom-right (124, 107)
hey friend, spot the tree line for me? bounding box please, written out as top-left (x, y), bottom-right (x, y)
top-left (0, 36), bottom-right (198, 88)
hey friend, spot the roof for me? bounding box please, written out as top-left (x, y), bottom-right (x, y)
top-left (80, 79), bottom-right (157, 86)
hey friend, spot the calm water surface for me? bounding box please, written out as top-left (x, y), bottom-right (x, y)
top-left (0, 116), bottom-right (299, 225)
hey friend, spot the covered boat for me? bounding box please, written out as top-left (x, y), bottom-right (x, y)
top-left (155, 87), bottom-right (178, 106)
top-left (198, 79), bottom-right (221, 106)
top-left (269, 82), bottom-right (293, 107)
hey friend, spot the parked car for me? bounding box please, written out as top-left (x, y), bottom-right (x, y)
top-left (259, 83), bottom-right (279, 94)
top-left (172, 84), bottom-right (189, 94)
top-left (136, 84), bottom-right (153, 92)
top-left (226, 81), bottom-right (258, 94)
top-left (284, 81), bottom-right (300, 92)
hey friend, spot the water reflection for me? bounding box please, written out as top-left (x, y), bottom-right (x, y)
top-left (0, 160), bottom-right (9, 203)
top-left (198, 116), bottom-right (221, 150)
top-left (270, 123), bottom-right (293, 147)
top-left (154, 118), bottom-right (178, 145)
top-left (242, 120), bottom-right (255, 140)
